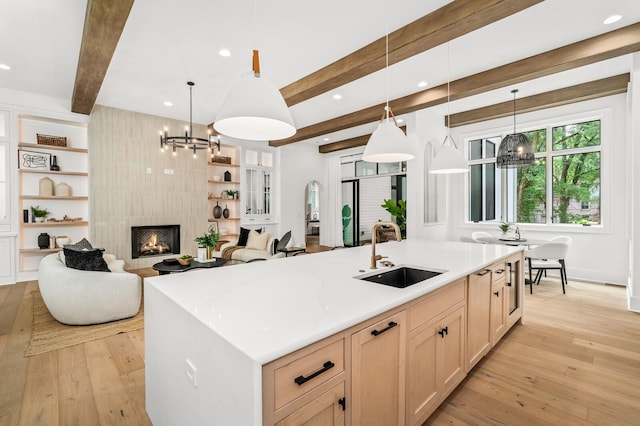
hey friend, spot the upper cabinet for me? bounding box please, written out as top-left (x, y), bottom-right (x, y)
top-left (243, 148), bottom-right (275, 223)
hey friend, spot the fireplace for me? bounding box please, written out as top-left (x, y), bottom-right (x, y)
top-left (131, 225), bottom-right (180, 259)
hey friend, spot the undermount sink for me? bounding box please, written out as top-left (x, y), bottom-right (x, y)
top-left (357, 266), bottom-right (443, 289)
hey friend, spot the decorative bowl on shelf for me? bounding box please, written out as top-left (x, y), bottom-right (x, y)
top-left (178, 256), bottom-right (193, 266)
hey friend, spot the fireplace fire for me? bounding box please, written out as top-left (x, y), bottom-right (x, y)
top-left (131, 225), bottom-right (180, 259)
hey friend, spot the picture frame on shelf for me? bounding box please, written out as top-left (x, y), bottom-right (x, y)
top-left (18, 150), bottom-right (50, 170)
top-left (209, 221), bottom-right (219, 234)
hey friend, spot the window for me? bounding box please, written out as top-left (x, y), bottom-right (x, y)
top-left (468, 119), bottom-right (601, 225)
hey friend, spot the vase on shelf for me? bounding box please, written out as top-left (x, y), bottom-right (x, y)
top-left (213, 201), bottom-right (222, 219)
top-left (223, 205), bottom-right (230, 219)
top-left (38, 233), bottom-right (50, 249)
top-left (224, 170), bottom-right (231, 182)
top-left (50, 155), bottom-right (60, 171)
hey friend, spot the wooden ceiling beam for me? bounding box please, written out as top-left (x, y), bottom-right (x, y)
top-left (318, 126), bottom-right (406, 154)
top-left (271, 22), bottom-right (640, 147)
top-left (71, 0), bottom-right (134, 115)
top-left (280, 0), bottom-right (542, 107)
top-left (447, 74), bottom-right (630, 128)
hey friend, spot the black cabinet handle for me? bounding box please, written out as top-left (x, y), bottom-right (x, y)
top-left (494, 291), bottom-right (500, 297)
top-left (338, 397), bottom-right (346, 411)
top-left (294, 361), bottom-right (335, 386)
top-left (438, 326), bottom-right (448, 338)
top-left (371, 321), bottom-right (398, 336)
top-left (495, 269), bottom-right (505, 274)
top-left (506, 262), bottom-right (513, 286)
top-left (477, 269), bottom-right (491, 276)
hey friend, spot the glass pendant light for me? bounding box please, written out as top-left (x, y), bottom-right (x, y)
top-left (496, 89), bottom-right (534, 168)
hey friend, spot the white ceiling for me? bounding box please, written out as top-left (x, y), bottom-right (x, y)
top-left (1, 0), bottom-right (639, 146)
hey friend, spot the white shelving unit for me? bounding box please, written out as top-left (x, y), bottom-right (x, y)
top-left (17, 115), bottom-right (89, 274)
top-left (207, 145), bottom-right (240, 239)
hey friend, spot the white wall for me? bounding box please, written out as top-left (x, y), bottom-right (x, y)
top-left (445, 94), bottom-right (629, 285)
top-left (628, 53), bottom-right (640, 311)
top-left (278, 143), bottom-right (325, 246)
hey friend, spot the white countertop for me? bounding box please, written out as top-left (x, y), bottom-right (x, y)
top-left (145, 239), bottom-right (520, 364)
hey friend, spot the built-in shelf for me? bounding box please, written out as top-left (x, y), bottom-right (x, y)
top-left (19, 247), bottom-right (62, 254)
top-left (22, 221), bottom-right (88, 228)
top-left (18, 142), bottom-right (88, 154)
top-left (20, 195), bottom-right (88, 200)
top-left (208, 197), bottom-right (239, 201)
top-left (208, 162), bottom-right (240, 168)
top-left (209, 218), bottom-right (240, 222)
top-left (208, 180), bottom-right (240, 185)
top-left (19, 169), bottom-right (88, 176)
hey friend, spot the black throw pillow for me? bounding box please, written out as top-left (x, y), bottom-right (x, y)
top-left (63, 237), bottom-right (94, 251)
top-left (237, 227), bottom-right (261, 247)
top-left (63, 247), bottom-right (110, 272)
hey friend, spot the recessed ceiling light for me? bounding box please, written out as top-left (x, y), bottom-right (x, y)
top-left (332, 94), bottom-right (342, 100)
top-left (417, 81), bottom-right (428, 88)
top-left (163, 101), bottom-right (173, 107)
top-left (397, 118), bottom-right (404, 123)
top-left (323, 137), bottom-right (330, 142)
top-left (0, 64), bottom-right (10, 70)
top-left (603, 14), bottom-right (622, 25)
top-left (219, 49), bottom-right (231, 57)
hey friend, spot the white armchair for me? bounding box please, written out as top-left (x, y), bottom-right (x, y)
top-left (38, 253), bottom-right (142, 325)
top-left (524, 241), bottom-right (570, 294)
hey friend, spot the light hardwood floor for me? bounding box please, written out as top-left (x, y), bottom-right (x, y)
top-left (0, 277), bottom-right (638, 425)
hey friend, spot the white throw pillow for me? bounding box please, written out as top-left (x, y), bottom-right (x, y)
top-left (247, 230), bottom-right (271, 251)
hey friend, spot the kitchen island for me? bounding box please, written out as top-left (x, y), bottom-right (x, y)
top-left (145, 239), bottom-right (524, 425)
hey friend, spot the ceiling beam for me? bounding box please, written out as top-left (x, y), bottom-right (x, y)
top-left (271, 22), bottom-right (640, 148)
top-left (319, 126), bottom-right (406, 154)
top-left (71, 0), bottom-right (134, 115)
top-left (280, 0), bottom-right (542, 107)
top-left (447, 74), bottom-right (629, 127)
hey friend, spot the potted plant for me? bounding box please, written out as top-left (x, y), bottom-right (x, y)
top-left (499, 221), bottom-right (511, 235)
top-left (30, 205), bottom-right (50, 222)
top-left (178, 254), bottom-right (193, 266)
top-left (194, 226), bottom-right (220, 259)
top-left (381, 199), bottom-right (406, 238)
top-left (225, 189), bottom-right (235, 199)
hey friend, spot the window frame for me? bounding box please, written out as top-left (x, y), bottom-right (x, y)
top-left (462, 108), bottom-right (611, 233)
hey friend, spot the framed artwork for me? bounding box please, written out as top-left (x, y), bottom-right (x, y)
top-left (209, 221), bottom-right (219, 234)
top-left (18, 150), bottom-right (50, 170)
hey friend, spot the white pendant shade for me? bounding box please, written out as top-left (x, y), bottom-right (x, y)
top-left (430, 136), bottom-right (469, 174)
top-left (362, 120), bottom-right (415, 163)
top-left (214, 74), bottom-right (296, 141)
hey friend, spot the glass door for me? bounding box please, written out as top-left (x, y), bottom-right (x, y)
top-left (341, 180), bottom-right (358, 246)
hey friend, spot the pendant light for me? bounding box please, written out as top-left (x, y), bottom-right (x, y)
top-left (214, 1), bottom-right (295, 141)
top-left (362, 4), bottom-right (414, 163)
top-left (496, 89), bottom-right (534, 168)
top-left (430, 43), bottom-right (468, 174)
top-left (159, 82), bottom-right (219, 159)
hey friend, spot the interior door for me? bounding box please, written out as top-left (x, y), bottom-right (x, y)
top-left (341, 180), bottom-right (358, 246)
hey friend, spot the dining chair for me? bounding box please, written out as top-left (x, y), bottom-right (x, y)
top-left (524, 242), bottom-right (570, 294)
top-left (471, 231), bottom-right (492, 244)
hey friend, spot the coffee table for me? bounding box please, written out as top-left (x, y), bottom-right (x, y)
top-left (152, 258), bottom-right (243, 275)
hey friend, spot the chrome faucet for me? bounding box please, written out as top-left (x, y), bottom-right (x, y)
top-left (371, 221), bottom-right (402, 269)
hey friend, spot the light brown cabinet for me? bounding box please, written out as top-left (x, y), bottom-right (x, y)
top-left (466, 268), bottom-right (492, 370)
top-left (407, 304), bottom-right (465, 425)
top-left (351, 311), bottom-right (406, 426)
top-left (276, 382), bottom-right (345, 426)
top-left (489, 260), bottom-right (508, 346)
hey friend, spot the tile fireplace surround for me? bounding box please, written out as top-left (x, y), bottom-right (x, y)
top-left (131, 225), bottom-right (180, 259)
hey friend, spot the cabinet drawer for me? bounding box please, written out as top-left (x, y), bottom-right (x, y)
top-left (274, 339), bottom-right (344, 410)
top-left (492, 260), bottom-right (507, 283)
top-left (409, 278), bottom-right (465, 331)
